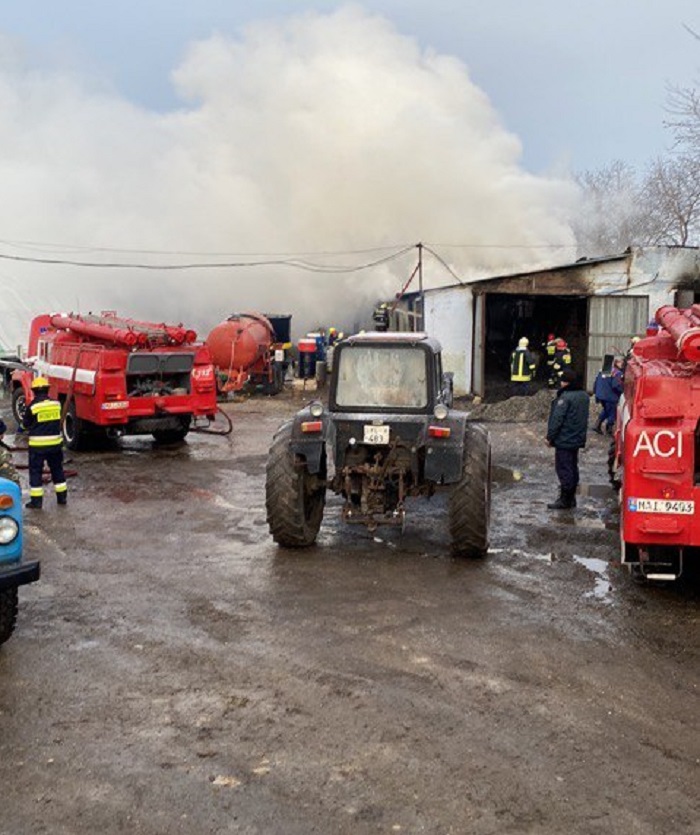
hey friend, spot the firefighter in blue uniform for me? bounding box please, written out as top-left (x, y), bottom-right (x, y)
top-left (22, 377), bottom-right (67, 509)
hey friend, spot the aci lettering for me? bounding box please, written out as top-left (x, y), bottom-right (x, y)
top-left (632, 430), bottom-right (683, 458)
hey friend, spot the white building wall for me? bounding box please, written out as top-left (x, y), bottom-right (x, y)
top-left (423, 286), bottom-right (473, 395)
top-left (420, 247), bottom-right (700, 397)
top-left (585, 247), bottom-right (700, 315)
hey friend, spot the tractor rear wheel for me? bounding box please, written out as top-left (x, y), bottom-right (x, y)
top-left (449, 422), bottom-right (491, 558)
top-left (0, 587), bottom-right (18, 646)
top-left (266, 420), bottom-right (326, 547)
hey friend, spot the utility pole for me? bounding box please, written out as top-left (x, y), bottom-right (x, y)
top-left (417, 241), bottom-right (424, 332)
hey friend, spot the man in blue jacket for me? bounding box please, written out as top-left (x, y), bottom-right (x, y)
top-left (593, 358), bottom-right (623, 435)
top-left (545, 368), bottom-right (590, 509)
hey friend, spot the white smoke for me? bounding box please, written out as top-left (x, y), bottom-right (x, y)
top-left (0, 7), bottom-right (578, 349)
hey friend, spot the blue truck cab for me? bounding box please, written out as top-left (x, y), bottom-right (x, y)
top-left (0, 477), bottom-right (40, 646)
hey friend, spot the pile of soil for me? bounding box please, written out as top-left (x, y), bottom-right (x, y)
top-left (459, 389), bottom-right (557, 422)
top-left (460, 388), bottom-right (603, 424)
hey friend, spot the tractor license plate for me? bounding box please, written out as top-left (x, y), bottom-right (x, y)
top-left (363, 424), bottom-right (390, 445)
top-left (629, 498), bottom-right (695, 514)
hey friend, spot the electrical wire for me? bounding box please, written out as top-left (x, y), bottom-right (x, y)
top-left (0, 245), bottom-right (416, 273)
top-left (421, 244), bottom-right (466, 286)
top-left (0, 237), bottom-right (415, 258)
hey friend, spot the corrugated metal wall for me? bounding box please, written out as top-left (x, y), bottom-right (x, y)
top-left (586, 295), bottom-right (649, 389)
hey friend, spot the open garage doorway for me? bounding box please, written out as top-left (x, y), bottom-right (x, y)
top-left (481, 293), bottom-right (588, 400)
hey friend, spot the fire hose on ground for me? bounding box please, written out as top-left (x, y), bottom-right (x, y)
top-left (1, 438), bottom-right (79, 483)
top-left (191, 406), bottom-right (234, 436)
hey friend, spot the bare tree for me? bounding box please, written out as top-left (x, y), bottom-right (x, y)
top-left (642, 154), bottom-right (700, 245)
top-left (665, 84), bottom-right (700, 160)
top-left (574, 30), bottom-right (700, 254)
top-left (572, 161), bottom-right (653, 255)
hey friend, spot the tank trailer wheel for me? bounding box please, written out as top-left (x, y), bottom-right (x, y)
top-left (266, 420), bottom-right (326, 547)
top-left (11, 388), bottom-right (28, 428)
top-left (449, 422), bottom-right (491, 558)
top-left (0, 587), bottom-right (19, 646)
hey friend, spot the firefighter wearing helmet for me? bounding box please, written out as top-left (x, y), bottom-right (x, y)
top-left (510, 337), bottom-right (537, 396)
top-left (21, 376), bottom-right (68, 509)
top-left (551, 338), bottom-right (572, 388)
top-left (544, 333), bottom-right (559, 387)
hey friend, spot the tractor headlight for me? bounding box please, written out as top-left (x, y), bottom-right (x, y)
top-left (434, 404), bottom-right (448, 420)
top-left (310, 401), bottom-right (324, 418)
top-left (0, 516), bottom-right (19, 545)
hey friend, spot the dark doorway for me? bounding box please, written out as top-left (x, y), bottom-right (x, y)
top-left (483, 293), bottom-right (588, 400)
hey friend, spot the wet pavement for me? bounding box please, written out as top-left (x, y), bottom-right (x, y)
top-left (1, 393), bottom-right (698, 834)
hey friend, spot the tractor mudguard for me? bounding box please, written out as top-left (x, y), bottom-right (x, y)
top-left (289, 407), bottom-right (329, 475)
top-left (424, 412), bottom-right (468, 484)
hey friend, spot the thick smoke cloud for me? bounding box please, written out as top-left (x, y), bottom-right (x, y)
top-left (0, 7), bottom-right (577, 349)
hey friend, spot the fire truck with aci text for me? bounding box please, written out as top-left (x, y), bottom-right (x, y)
top-left (612, 304), bottom-right (700, 580)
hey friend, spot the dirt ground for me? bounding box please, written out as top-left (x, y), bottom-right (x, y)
top-left (1, 387), bottom-right (698, 835)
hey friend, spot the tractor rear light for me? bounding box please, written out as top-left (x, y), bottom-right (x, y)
top-left (301, 421), bottom-right (323, 433)
top-left (0, 494), bottom-right (14, 510)
top-left (428, 425), bottom-right (451, 438)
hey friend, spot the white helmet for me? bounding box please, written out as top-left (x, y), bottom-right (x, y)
top-left (518, 337), bottom-right (529, 348)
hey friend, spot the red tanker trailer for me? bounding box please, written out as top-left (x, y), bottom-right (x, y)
top-left (612, 304), bottom-right (700, 580)
top-left (206, 312), bottom-right (291, 396)
top-left (9, 312), bottom-right (217, 449)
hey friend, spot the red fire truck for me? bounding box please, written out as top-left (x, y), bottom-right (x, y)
top-left (612, 304), bottom-right (700, 580)
top-left (9, 313), bottom-right (217, 449)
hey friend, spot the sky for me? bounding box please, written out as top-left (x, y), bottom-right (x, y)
top-left (0, 1), bottom-right (698, 345)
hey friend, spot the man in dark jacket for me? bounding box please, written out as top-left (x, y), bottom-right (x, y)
top-left (545, 368), bottom-right (589, 509)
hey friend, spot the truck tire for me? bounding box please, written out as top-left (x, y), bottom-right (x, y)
top-left (11, 387), bottom-right (28, 427)
top-left (62, 400), bottom-right (87, 451)
top-left (449, 422), bottom-right (491, 558)
top-left (0, 587), bottom-right (18, 646)
top-left (153, 417), bottom-right (191, 444)
top-left (266, 420), bottom-right (326, 547)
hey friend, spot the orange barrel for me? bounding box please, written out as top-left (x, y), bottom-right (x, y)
top-left (298, 338), bottom-right (318, 379)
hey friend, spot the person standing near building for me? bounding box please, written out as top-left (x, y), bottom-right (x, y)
top-left (544, 333), bottom-right (558, 386)
top-left (593, 357), bottom-right (624, 435)
top-left (545, 368), bottom-right (590, 509)
top-left (22, 377), bottom-right (67, 509)
top-left (510, 337), bottom-right (536, 396)
top-left (551, 338), bottom-right (572, 388)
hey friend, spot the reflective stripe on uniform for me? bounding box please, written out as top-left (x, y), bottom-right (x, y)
top-left (31, 401), bottom-right (62, 422)
top-left (28, 435), bottom-right (63, 448)
top-left (29, 486), bottom-right (44, 498)
top-left (511, 351), bottom-right (534, 382)
top-left (54, 482), bottom-right (67, 494)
